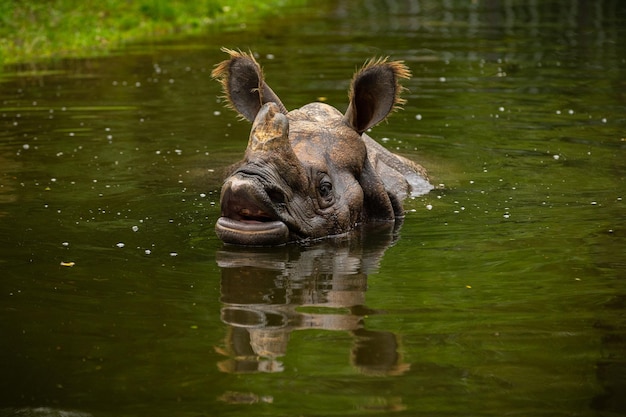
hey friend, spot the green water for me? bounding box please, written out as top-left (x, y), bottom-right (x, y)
top-left (1, 1), bottom-right (625, 416)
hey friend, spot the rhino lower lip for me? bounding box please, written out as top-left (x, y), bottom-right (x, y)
top-left (217, 175), bottom-right (293, 244)
top-left (215, 217), bottom-right (289, 245)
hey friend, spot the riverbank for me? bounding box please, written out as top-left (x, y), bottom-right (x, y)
top-left (0, 0), bottom-right (307, 67)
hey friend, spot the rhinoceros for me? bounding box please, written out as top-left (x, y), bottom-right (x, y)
top-left (212, 49), bottom-right (432, 245)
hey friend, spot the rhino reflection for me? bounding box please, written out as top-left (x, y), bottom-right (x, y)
top-left (215, 224), bottom-right (410, 376)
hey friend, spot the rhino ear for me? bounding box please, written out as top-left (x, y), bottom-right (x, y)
top-left (344, 58), bottom-right (411, 134)
top-left (212, 48), bottom-right (288, 122)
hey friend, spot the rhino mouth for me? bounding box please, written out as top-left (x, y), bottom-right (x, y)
top-left (215, 176), bottom-right (290, 245)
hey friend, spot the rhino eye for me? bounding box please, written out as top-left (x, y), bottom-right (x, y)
top-left (316, 173), bottom-right (334, 208)
top-left (319, 181), bottom-right (332, 198)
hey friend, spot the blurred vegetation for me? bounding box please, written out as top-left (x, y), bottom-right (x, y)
top-left (0, 0), bottom-right (306, 66)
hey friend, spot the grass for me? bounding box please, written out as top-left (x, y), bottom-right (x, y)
top-left (0, 0), bottom-right (307, 67)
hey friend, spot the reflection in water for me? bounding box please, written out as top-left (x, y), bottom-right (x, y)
top-left (215, 223), bottom-right (410, 376)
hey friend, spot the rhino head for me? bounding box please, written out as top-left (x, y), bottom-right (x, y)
top-left (212, 48), bottom-right (431, 245)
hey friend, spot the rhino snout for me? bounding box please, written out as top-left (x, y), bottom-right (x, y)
top-left (216, 175), bottom-right (291, 246)
top-left (221, 177), bottom-right (276, 221)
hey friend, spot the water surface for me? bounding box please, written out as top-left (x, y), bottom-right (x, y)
top-left (1, 1), bottom-right (625, 416)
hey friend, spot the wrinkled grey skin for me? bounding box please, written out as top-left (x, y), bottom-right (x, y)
top-left (212, 49), bottom-right (432, 245)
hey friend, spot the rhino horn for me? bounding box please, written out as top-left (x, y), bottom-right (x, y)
top-left (247, 102), bottom-right (290, 153)
top-left (245, 103), bottom-right (305, 188)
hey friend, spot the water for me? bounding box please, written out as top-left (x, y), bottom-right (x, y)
top-left (1, 1), bottom-right (625, 416)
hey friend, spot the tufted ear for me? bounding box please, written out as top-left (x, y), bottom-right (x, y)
top-left (343, 58), bottom-right (411, 134)
top-left (212, 48), bottom-right (288, 122)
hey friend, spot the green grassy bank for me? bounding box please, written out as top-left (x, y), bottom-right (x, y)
top-left (0, 0), bottom-right (306, 66)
